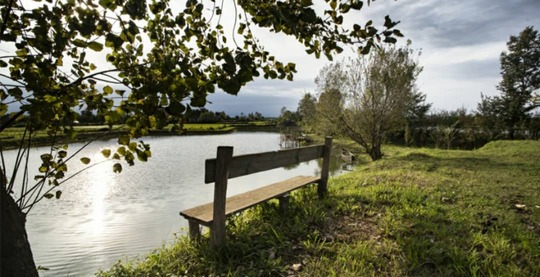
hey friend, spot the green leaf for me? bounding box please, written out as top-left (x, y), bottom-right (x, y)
top-left (166, 100), bottom-right (186, 116)
top-left (384, 15), bottom-right (399, 29)
top-left (237, 23), bottom-right (246, 35)
top-left (125, 151), bottom-right (135, 166)
top-left (44, 193), bottom-right (54, 199)
top-left (118, 135), bottom-right (129, 145)
top-left (8, 87), bottom-right (23, 100)
top-left (80, 157), bottom-right (91, 164)
top-left (113, 163), bottom-right (122, 173)
top-left (41, 154), bottom-right (52, 162)
top-left (118, 135), bottom-right (130, 145)
top-left (105, 34), bottom-right (124, 49)
top-left (99, 0), bottom-right (115, 9)
top-left (393, 29), bottom-right (404, 37)
top-left (329, 0), bottom-right (337, 10)
top-left (103, 85), bottom-right (113, 95)
top-left (55, 190), bottom-right (62, 199)
top-left (340, 4), bottom-right (350, 13)
top-left (128, 142), bottom-right (137, 151)
top-left (73, 39), bottom-right (86, 47)
top-left (136, 149), bottom-right (148, 162)
top-left (0, 103), bottom-right (7, 116)
top-left (384, 37), bottom-right (397, 44)
top-left (39, 166), bottom-right (48, 173)
top-left (117, 146), bottom-right (126, 156)
top-left (350, 0), bottom-right (363, 10)
top-left (16, 48), bottom-right (28, 57)
top-left (101, 149), bottom-right (111, 158)
top-left (190, 95), bottom-right (207, 107)
top-left (58, 150), bottom-right (67, 159)
top-left (360, 42), bottom-right (372, 55)
top-left (88, 41), bottom-right (104, 52)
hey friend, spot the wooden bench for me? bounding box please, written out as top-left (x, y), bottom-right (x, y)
top-left (180, 137), bottom-right (333, 247)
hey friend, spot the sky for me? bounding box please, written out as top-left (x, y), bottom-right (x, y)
top-left (2, 1), bottom-right (539, 117)
top-left (206, 0), bottom-right (540, 116)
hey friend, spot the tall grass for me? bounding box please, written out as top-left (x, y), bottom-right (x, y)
top-left (98, 140), bottom-right (540, 276)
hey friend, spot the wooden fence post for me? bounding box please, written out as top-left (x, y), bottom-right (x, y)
top-left (318, 137), bottom-right (332, 198)
top-left (211, 146), bottom-right (233, 247)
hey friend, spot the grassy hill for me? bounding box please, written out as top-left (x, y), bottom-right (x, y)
top-left (99, 140), bottom-right (540, 276)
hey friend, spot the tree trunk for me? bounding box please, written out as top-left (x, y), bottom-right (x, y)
top-left (1, 188), bottom-right (39, 277)
top-left (508, 128), bottom-right (515, 140)
top-left (368, 146), bottom-right (383, 161)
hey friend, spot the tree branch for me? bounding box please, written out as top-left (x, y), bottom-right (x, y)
top-left (0, 0), bottom-right (16, 41)
top-left (0, 110), bottom-right (24, 132)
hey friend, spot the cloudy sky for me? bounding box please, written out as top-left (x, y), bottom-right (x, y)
top-left (206, 0), bottom-right (540, 116)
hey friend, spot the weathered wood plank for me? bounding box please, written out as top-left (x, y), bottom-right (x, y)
top-left (205, 145), bottom-right (324, 183)
top-left (180, 175), bottom-right (320, 225)
top-left (211, 146), bottom-right (233, 247)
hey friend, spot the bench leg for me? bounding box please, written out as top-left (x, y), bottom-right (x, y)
top-left (278, 194), bottom-right (290, 215)
top-left (188, 221), bottom-right (200, 240)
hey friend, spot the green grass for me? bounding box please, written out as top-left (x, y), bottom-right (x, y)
top-left (230, 121), bottom-right (276, 126)
top-left (0, 123), bottom-right (238, 148)
top-left (0, 125), bottom-right (126, 149)
top-left (99, 140), bottom-right (538, 276)
top-left (0, 122), bottom-right (274, 144)
top-left (183, 123), bottom-right (236, 132)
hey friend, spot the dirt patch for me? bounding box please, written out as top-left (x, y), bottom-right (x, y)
top-left (321, 212), bottom-right (382, 243)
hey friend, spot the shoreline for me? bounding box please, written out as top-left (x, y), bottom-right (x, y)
top-left (0, 124), bottom-right (281, 150)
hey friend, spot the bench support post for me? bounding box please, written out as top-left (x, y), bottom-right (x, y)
top-left (278, 194), bottom-right (290, 215)
top-left (211, 146), bottom-right (233, 248)
top-left (318, 137), bottom-right (332, 198)
top-left (188, 221), bottom-right (200, 240)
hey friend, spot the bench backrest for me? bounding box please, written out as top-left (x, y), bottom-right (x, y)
top-left (204, 138), bottom-right (331, 183)
top-left (206, 137), bottom-right (332, 247)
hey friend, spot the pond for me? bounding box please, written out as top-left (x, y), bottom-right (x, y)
top-left (5, 132), bottom-right (349, 276)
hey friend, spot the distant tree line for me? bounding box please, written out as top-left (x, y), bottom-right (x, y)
top-left (292, 27), bottom-right (539, 156)
top-left (72, 108), bottom-right (266, 125)
top-left (0, 107), bottom-right (268, 127)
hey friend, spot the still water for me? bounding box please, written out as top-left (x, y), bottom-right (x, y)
top-left (6, 132), bottom-right (346, 276)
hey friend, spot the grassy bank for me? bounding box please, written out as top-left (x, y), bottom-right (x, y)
top-left (99, 140), bottom-right (538, 276)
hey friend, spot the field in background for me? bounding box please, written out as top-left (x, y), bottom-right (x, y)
top-left (0, 122), bottom-right (278, 149)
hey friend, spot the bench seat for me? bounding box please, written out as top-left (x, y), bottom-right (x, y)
top-left (180, 175), bottom-right (320, 226)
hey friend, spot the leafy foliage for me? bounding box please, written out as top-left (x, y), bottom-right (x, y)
top-left (477, 26), bottom-right (540, 139)
top-left (1, 0), bottom-right (402, 211)
top-left (296, 93), bottom-right (318, 133)
top-left (314, 44), bottom-right (425, 160)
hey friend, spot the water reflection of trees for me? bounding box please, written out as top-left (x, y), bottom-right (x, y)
top-left (282, 151), bottom-right (354, 177)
